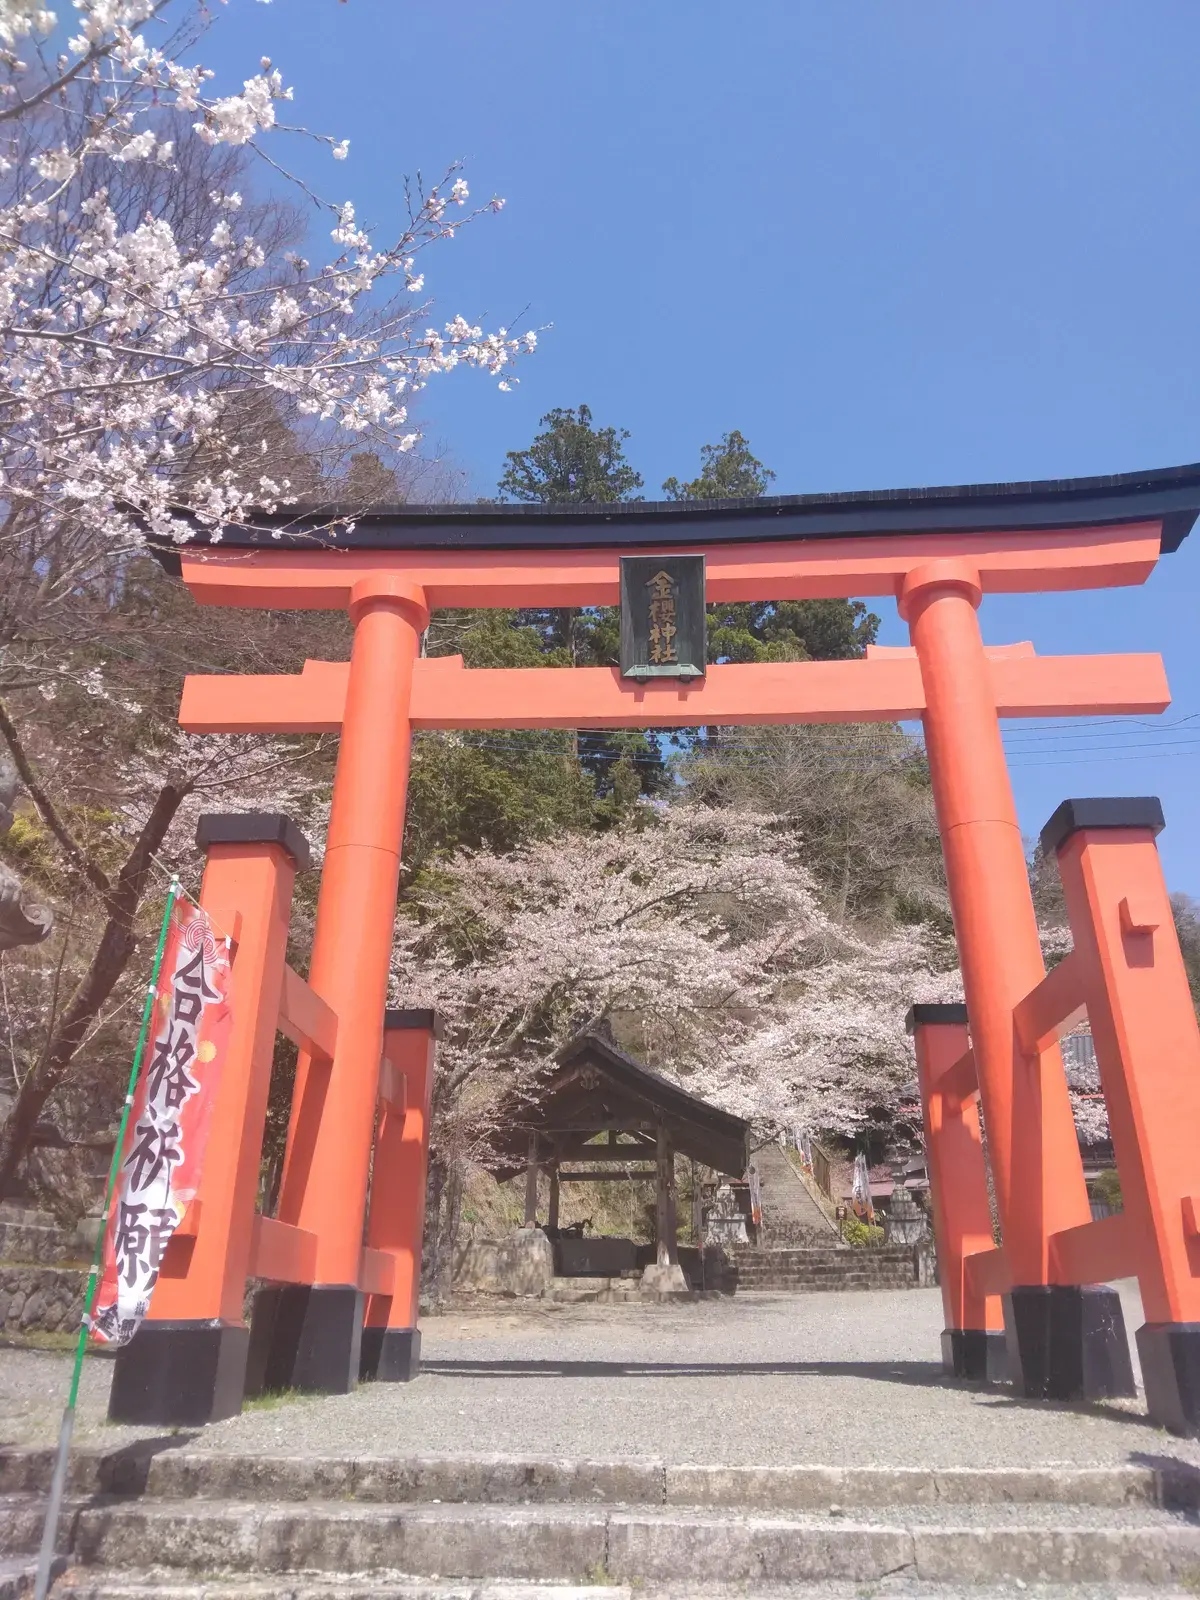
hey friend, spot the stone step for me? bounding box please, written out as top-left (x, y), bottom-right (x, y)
top-left (737, 1282), bottom-right (915, 1291)
top-left (736, 1269), bottom-right (913, 1279)
top-left (735, 1260), bottom-right (907, 1269)
top-left (735, 1278), bottom-right (914, 1287)
top-left (732, 1248), bottom-right (911, 1262)
top-left (47, 1579), bottom-right (1200, 1600)
top-left (544, 1276), bottom-right (644, 1304)
top-left (735, 1274), bottom-right (915, 1287)
top-left (55, 1580), bottom-right (627, 1600)
top-left (735, 1262), bottom-right (906, 1272)
top-left (8, 1448), bottom-right (1196, 1511)
top-left (735, 1273), bottom-right (917, 1280)
top-left (4, 1495), bottom-right (1200, 1587)
top-left (733, 1270), bottom-right (912, 1280)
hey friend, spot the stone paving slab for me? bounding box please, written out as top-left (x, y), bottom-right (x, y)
top-left (2, 1283), bottom-right (1197, 1473)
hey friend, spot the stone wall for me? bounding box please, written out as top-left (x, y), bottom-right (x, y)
top-left (0, 1264), bottom-right (84, 1334)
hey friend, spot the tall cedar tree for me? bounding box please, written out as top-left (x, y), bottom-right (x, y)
top-left (665, 431), bottom-right (881, 664)
top-left (495, 405), bottom-right (661, 792)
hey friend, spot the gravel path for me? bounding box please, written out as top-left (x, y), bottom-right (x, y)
top-left (3, 1281), bottom-right (1197, 1471)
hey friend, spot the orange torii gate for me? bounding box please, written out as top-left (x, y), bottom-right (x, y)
top-left (109, 463), bottom-right (1200, 1435)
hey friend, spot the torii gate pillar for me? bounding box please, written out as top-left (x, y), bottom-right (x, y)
top-left (902, 560), bottom-right (1132, 1398)
top-left (268, 575), bottom-right (428, 1391)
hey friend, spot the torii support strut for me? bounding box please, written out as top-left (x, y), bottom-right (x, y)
top-left (908, 1003), bottom-right (1006, 1385)
top-left (913, 797), bottom-right (1200, 1427)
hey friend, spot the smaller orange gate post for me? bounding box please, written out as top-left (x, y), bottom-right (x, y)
top-left (908, 1004), bottom-right (1007, 1383)
top-left (1044, 798), bottom-right (1200, 1434)
top-left (360, 1009), bottom-right (439, 1383)
top-left (108, 814), bottom-right (308, 1425)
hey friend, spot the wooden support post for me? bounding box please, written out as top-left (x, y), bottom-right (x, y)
top-left (907, 1003), bottom-right (1006, 1384)
top-left (656, 1124), bottom-right (676, 1267)
top-left (665, 1147), bottom-right (679, 1266)
top-left (547, 1165), bottom-right (560, 1231)
top-left (109, 814), bottom-right (308, 1426)
top-left (524, 1132), bottom-right (540, 1227)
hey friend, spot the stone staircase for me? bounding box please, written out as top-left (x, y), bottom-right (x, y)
top-left (732, 1243), bottom-right (919, 1292)
top-left (2, 1445), bottom-right (1200, 1594)
top-left (752, 1143), bottom-right (839, 1247)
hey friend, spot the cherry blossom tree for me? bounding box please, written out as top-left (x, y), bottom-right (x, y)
top-left (0, 0), bottom-right (535, 1195)
top-left (391, 804), bottom-right (962, 1154)
top-left (0, 684), bottom-right (330, 1197)
top-left (0, 0), bottom-right (533, 651)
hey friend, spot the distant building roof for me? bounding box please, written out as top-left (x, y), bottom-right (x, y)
top-left (485, 1032), bottom-right (750, 1180)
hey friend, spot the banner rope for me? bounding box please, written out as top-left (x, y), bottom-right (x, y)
top-left (33, 876), bottom-right (181, 1600)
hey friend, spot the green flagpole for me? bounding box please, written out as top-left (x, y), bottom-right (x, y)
top-left (34, 878), bottom-right (180, 1600)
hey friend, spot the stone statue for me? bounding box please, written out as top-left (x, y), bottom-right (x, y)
top-left (0, 755), bottom-right (53, 951)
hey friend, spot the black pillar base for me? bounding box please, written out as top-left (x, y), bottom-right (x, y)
top-left (1004, 1284), bottom-right (1136, 1401)
top-left (360, 1325), bottom-right (422, 1382)
top-left (108, 1320), bottom-right (249, 1425)
top-left (246, 1284), bottom-right (363, 1395)
top-left (1137, 1322), bottom-right (1200, 1435)
top-left (941, 1327), bottom-right (1008, 1383)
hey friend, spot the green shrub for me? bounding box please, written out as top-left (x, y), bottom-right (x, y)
top-left (1091, 1168), bottom-right (1123, 1211)
top-left (842, 1219), bottom-right (884, 1248)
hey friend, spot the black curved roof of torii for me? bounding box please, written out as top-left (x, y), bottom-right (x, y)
top-left (161, 460), bottom-right (1200, 558)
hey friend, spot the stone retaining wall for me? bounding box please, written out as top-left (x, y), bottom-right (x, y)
top-left (0, 1264), bottom-right (85, 1334)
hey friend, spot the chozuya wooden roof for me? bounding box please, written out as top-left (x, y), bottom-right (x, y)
top-left (487, 1032), bottom-right (751, 1181)
top-left (153, 461), bottom-right (1200, 562)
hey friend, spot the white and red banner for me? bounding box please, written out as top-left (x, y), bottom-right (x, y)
top-left (91, 903), bottom-right (232, 1346)
top-left (851, 1150), bottom-right (875, 1223)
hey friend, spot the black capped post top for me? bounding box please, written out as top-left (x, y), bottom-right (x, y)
top-left (1040, 797), bottom-right (1165, 859)
top-left (150, 460), bottom-right (1200, 567)
top-left (384, 1007), bottom-right (444, 1039)
top-left (195, 812), bottom-right (312, 872)
top-left (905, 1002), bottom-right (969, 1035)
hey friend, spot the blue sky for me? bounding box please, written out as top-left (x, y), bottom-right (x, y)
top-left (203, 2), bottom-right (1200, 889)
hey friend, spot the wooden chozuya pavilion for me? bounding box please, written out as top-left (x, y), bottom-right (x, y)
top-left (106, 461), bottom-right (1200, 1439)
top-left (488, 1031), bottom-right (751, 1285)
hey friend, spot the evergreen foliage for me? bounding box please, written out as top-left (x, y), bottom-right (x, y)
top-left (498, 404), bottom-right (644, 505)
top-left (664, 431), bottom-right (881, 665)
top-left (662, 429), bottom-right (775, 501)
